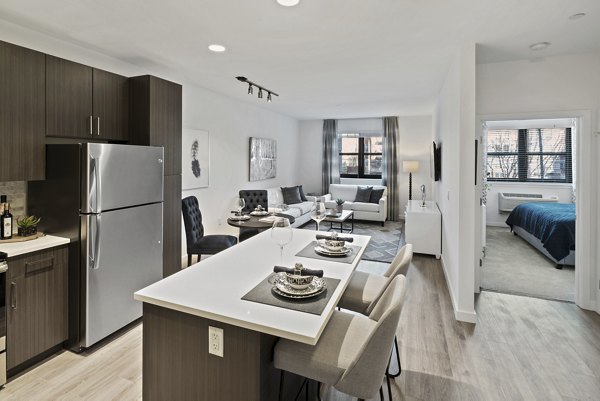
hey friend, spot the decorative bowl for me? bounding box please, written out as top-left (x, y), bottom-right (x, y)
top-left (285, 273), bottom-right (314, 290)
top-left (322, 238), bottom-right (346, 252)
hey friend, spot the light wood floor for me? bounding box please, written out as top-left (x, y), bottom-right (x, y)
top-left (3, 256), bottom-right (600, 401)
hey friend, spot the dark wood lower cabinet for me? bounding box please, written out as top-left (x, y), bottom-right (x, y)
top-left (142, 303), bottom-right (312, 401)
top-left (6, 246), bottom-right (69, 371)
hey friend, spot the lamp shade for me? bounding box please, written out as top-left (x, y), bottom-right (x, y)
top-left (403, 160), bottom-right (420, 173)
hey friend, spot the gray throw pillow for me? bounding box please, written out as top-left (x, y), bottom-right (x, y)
top-left (370, 188), bottom-right (385, 204)
top-left (298, 185), bottom-right (307, 201)
top-left (354, 186), bottom-right (373, 203)
top-left (281, 186), bottom-right (303, 204)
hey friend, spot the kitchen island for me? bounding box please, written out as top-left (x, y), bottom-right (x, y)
top-left (135, 228), bottom-right (369, 401)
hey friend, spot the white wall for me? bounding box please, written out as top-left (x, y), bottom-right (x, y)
top-left (485, 183), bottom-right (573, 226)
top-left (298, 120), bottom-right (324, 194)
top-left (182, 88), bottom-right (300, 241)
top-left (398, 116), bottom-right (433, 210)
top-left (477, 51), bottom-right (600, 312)
top-left (433, 44), bottom-right (477, 323)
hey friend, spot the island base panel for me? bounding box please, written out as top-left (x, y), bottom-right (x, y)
top-left (142, 303), bottom-right (312, 401)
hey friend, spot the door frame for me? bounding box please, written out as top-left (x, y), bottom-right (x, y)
top-left (476, 110), bottom-right (596, 312)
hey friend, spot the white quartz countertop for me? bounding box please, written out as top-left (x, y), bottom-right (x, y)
top-left (135, 228), bottom-right (370, 345)
top-left (0, 235), bottom-right (70, 257)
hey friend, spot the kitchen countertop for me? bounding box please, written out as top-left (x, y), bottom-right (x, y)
top-left (0, 235), bottom-right (70, 257)
top-left (135, 228), bottom-right (370, 345)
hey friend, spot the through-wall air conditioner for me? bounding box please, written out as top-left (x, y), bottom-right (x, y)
top-left (498, 192), bottom-right (559, 212)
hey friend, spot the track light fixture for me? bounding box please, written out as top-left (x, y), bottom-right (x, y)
top-left (236, 76), bottom-right (279, 102)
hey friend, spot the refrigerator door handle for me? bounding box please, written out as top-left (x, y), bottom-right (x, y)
top-left (88, 214), bottom-right (102, 270)
top-left (89, 155), bottom-right (102, 213)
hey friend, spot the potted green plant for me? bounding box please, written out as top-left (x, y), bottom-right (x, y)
top-left (335, 199), bottom-right (345, 214)
top-left (17, 215), bottom-right (41, 237)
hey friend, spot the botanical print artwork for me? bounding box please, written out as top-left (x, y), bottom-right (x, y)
top-left (249, 137), bottom-right (277, 182)
top-left (182, 129), bottom-right (209, 189)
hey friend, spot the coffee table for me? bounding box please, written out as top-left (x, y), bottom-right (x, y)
top-left (322, 210), bottom-right (354, 233)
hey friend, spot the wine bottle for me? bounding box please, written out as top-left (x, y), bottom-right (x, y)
top-left (0, 195), bottom-right (5, 215)
top-left (1, 202), bottom-right (13, 240)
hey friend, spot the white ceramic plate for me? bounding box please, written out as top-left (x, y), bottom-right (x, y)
top-left (314, 246), bottom-right (351, 256)
top-left (229, 215), bottom-right (251, 221)
top-left (274, 276), bottom-right (326, 297)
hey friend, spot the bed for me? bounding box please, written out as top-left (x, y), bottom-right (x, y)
top-left (505, 202), bottom-right (575, 266)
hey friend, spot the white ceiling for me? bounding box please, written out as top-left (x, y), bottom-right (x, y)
top-left (1, 0), bottom-right (599, 120)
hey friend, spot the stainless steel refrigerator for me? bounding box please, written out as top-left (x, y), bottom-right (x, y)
top-left (28, 143), bottom-right (164, 350)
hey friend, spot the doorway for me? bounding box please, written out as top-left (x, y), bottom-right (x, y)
top-left (479, 117), bottom-right (576, 302)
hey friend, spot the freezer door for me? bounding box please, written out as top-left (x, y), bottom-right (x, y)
top-left (83, 202), bottom-right (163, 348)
top-left (81, 143), bottom-right (164, 213)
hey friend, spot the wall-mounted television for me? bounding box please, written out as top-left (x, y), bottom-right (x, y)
top-left (431, 141), bottom-right (441, 181)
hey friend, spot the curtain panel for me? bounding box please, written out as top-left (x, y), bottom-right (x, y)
top-left (382, 116), bottom-right (400, 221)
top-left (322, 119), bottom-right (340, 195)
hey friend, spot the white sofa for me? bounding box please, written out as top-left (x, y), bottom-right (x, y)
top-left (266, 187), bottom-right (316, 228)
top-left (323, 184), bottom-right (387, 225)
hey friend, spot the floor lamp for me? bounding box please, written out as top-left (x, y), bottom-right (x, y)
top-left (403, 161), bottom-right (420, 201)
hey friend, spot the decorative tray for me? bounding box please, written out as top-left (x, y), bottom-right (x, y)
top-left (0, 232), bottom-right (45, 243)
top-left (250, 210), bottom-right (269, 216)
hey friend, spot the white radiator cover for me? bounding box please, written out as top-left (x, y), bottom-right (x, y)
top-left (498, 192), bottom-right (558, 212)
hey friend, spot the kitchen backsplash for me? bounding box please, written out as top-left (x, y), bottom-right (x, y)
top-left (0, 181), bottom-right (27, 220)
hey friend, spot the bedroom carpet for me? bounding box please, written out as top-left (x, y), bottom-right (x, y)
top-left (482, 226), bottom-right (575, 302)
top-left (301, 220), bottom-right (404, 263)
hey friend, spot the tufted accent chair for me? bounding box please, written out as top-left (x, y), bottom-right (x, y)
top-left (238, 190), bottom-right (268, 242)
top-left (182, 196), bottom-right (237, 266)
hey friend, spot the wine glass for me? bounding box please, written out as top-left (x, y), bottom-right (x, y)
top-left (271, 218), bottom-right (293, 263)
top-left (236, 197), bottom-right (246, 224)
top-left (311, 200), bottom-right (327, 232)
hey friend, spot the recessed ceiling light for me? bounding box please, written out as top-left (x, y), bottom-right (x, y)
top-left (208, 44), bottom-right (226, 53)
top-left (529, 42), bottom-right (551, 51)
top-left (277, 0), bottom-right (300, 6)
top-left (569, 13), bottom-right (586, 20)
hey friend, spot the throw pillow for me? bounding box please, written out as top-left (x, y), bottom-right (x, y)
top-left (370, 188), bottom-right (385, 204)
top-left (354, 186), bottom-right (373, 203)
top-left (298, 185), bottom-right (308, 201)
top-left (281, 186), bottom-right (302, 205)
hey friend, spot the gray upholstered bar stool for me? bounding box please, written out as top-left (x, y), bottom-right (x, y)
top-left (274, 275), bottom-right (407, 401)
top-left (338, 243), bottom-right (413, 378)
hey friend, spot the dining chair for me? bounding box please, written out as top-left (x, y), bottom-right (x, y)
top-left (181, 196), bottom-right (237, 266)
top-left (274, 275), bottom-right (407, 401)
top-left (338, 243), bottom-right (413, 378)
top-left (238, 190), bottom-right (268, 242)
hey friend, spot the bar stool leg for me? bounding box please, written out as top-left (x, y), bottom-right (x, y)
top-left (386, 336), bottom-right (401, 378)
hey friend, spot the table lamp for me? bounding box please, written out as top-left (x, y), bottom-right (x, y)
top-left (402, 160), bottom-right (420, 200)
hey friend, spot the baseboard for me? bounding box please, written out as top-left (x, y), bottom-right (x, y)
top-left (486, 222), bottom-right (508, 228)
top-left (440, 255), bottom-right (478, 324)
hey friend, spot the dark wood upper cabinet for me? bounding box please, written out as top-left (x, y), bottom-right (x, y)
top-left (46, 55), bottom-right (129, 141)
top-left (0, 41), bottom-right (45, 181)
top-left (130, 75), bottom-right (182, 175)
top-left (92, 68), bottom-right (129, 141)
top-left (46, 55), bottom-right (93, 139)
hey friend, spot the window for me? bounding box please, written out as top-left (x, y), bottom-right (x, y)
top-left (338, 133), bottom-right (383, 178)
top-left (486, 127), bottom-right (572, 183)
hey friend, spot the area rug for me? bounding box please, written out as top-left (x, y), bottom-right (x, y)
top-left (300, 220), bottom-right (404, 263)
top-left (482, 226), bottom-right (575, 302)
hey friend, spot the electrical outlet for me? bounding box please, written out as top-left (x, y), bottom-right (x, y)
top-left (208, 326), bottom-right (224, 357)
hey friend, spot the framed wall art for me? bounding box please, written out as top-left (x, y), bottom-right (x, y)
top-left (249, 137), bottom-right (277, 182)
top-left (182, 128), bottom-right (210, 189)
